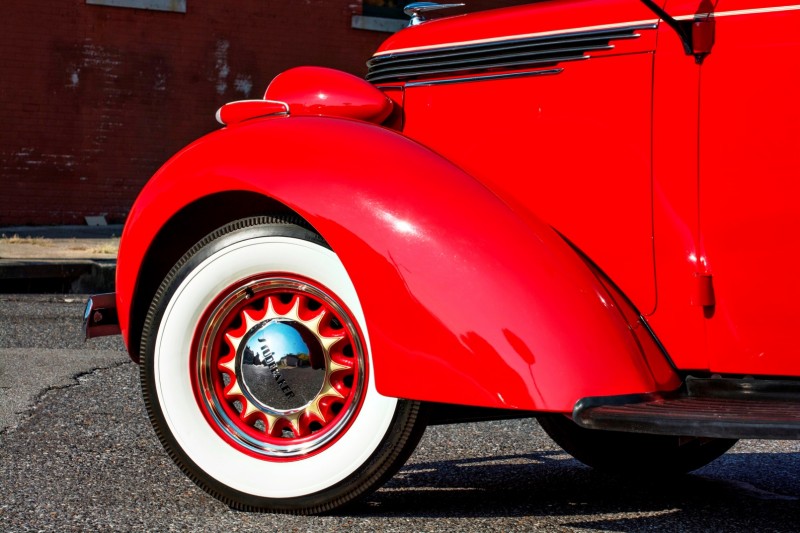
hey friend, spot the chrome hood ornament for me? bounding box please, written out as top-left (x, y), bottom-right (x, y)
top-left (404, 2), bottom-right (465, 26)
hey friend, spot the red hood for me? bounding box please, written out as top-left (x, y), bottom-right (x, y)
top-left (374, 0), bottom-right (660, 57)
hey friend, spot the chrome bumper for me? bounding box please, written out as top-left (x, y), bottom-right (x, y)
top-left (83, 292), bottom-right (121, 340)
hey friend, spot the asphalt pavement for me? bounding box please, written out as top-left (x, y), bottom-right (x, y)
top-left (0, 225), bottom-right (121, 294)
top-left (1, 227), bottom-right (799, 530)
top-left (1, 295), bottom-right (800, 531)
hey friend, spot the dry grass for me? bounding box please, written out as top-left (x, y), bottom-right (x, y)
top-left (0, 234), bottom-right (53, 246)
top-left (66, 238), bottom-right (120, 255)
top-left (0, 233), bottom-right (119, 257)
top-left (85, 242), bottom-right (119, 255)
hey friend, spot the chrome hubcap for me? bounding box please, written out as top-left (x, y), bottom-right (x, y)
top-left (238, 320), bottom-right (326, 412)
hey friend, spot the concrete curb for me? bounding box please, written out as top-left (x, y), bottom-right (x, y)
top-left (0, 225), bottom-right (121, 294)
top-left (0, 259), bottom-right (116, 294)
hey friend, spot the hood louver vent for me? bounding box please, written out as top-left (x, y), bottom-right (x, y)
top-left (367, 24), bottom-right (654, 84)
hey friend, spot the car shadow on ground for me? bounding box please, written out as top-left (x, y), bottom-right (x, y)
top-left (349, 449), bottom-right (800, 529)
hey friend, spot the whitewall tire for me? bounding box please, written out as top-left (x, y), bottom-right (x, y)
top-left (140, 216), bottom-right (426, 513)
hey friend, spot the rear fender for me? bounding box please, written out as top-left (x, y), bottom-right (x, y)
top-left (119, 116), bottom-right (679, 412)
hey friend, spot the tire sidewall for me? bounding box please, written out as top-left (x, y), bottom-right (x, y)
top-left (142, 221), bottom-right (399, 503)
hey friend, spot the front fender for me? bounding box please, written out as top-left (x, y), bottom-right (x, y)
top-left (119, 115), bottom-right (678, 412)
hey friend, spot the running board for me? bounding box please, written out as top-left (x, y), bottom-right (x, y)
top-left (574, 377), bottom-right (800, 440)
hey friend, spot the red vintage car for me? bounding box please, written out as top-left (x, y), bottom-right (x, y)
top-left (84, 0), bottom-right (800, 514)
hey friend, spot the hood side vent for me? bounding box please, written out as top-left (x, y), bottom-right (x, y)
top-left (367, 24), bottom-right (654, 84)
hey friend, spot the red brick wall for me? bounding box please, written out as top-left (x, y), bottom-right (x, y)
top-left (0, 0), bottom-right (526, 225)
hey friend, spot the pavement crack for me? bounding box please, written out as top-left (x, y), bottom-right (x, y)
top-left (0, 359), bottom-right (132, 436)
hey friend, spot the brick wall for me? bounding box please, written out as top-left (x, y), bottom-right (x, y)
top-left (0, 0), bottom-right (526, 225)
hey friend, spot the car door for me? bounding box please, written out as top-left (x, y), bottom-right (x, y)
top-left (696, 0), bottom-right (800, 376)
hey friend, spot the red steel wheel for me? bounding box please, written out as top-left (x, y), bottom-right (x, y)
top-left (193, 278), bottom-right (366, 459)
top-left (140, 216), bottom-right (426, 513)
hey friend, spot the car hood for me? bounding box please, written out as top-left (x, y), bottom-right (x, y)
top-left (374, 0), bottom-right (660, 57)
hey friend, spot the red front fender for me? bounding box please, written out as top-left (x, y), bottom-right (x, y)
top-left (118, 115), bottom-right (678, 412)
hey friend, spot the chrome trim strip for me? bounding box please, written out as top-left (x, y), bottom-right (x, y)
top-left (404, 67), bottom-right (565, 87)
top-left (371, 44), bottom-right (612, 75)
top-left (673, 4), bottom-right (800, 20)
top-left (214, 99), bottom-right (289, 126)
top-left (372, 21), bottom-right (658, 57)
top-left (368, 54), bottom-right (590, 83)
